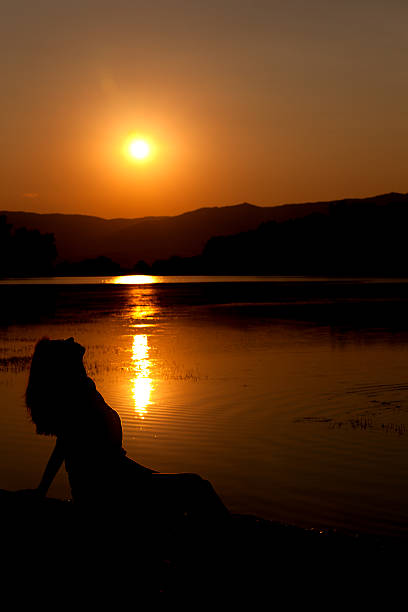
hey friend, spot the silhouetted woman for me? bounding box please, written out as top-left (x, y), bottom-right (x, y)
top-left (26, 337), bottom-right (229, 522)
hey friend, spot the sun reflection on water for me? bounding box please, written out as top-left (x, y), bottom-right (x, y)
top-left (109, 275), bottom-right (158, 285)
top-left (127, 289), bottom-right (157, 418)
top-left (130, 305), bottom-right (155, 321)
top-left (131, 334), bottom-right (154, 418)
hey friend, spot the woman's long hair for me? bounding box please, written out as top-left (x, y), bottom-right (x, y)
top-left (26, 337), bottom-right (87, 435)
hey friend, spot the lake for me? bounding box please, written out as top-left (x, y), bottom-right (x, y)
top-left (1, 275), bottom-right (408, 538)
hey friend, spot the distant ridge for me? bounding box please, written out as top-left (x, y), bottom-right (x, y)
top-left (2, 192), bottom-right (407, 266)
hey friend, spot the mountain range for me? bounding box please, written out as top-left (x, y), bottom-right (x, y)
top-left (2, 192), bottom-right (407, 266)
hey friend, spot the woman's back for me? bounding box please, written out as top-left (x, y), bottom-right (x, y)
top-left (59, 377), bottom-right (127, 502)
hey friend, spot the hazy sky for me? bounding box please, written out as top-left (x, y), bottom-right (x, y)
top-left (1, 0), bottom-right (407, 218)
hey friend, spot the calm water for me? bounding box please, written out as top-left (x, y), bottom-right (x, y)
top-left (1, 275), bottom-right (408, 538)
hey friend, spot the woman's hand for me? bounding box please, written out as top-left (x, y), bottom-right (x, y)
top-left (35, 438), bottom-right (65, 497)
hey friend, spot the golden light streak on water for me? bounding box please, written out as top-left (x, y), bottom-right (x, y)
top-left (109, 275), bottom-right (158, 284)
top-left (131, 305), bottom-right (156, 321)
top-left (130, 334), bottom-right (154, 419)
top-left (127, 287), bottom-right (158, 325)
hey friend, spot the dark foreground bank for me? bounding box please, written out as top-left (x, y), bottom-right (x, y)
top-left (1, 489), bottom-right (404, 602)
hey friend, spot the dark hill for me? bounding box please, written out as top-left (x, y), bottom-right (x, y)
top-left (200, 193), bottom-right (408, 276)
top-left (2, 192), bottom-right (407, 266)
top-left (104, 203), bottom-right (282, 264)
top-left (0, 204), bottom-right (285, 265)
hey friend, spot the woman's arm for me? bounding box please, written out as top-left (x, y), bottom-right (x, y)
top-left (37, 438), bottom-right (65, 497)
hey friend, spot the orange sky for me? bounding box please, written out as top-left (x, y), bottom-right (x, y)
top-left (1, 0), bottom-right (407, 218)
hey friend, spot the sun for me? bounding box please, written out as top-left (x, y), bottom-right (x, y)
top-left (128, 138), bottom-right (151, 160)
top-left (123, 133), bottom-right (156, 164)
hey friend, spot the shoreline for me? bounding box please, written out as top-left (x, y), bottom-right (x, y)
top-left (2, 488), bottom-right (404, 597)
top-left (3, 488), bottom-right (405, 544)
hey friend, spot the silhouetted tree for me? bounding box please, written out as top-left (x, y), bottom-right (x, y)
top-left (56, 256), bottom-right (121, 276)
top-left (0, 216), bottom-right (57, 277)
top-left (0, 216), bottom-right (12, 275)
top-left (132, 260), bottom-right (151, 274)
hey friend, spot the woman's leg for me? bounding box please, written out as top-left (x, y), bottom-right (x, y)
top-left (151, 473), bottom-right (230, 521)
top-left (121, 455), bottom-right (158, 476)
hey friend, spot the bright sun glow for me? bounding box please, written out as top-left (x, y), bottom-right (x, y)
top-left (128, 139), bottom-right (150, 160)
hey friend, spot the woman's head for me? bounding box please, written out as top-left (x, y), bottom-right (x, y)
top-left (26, 337), bottom-right (87, 435)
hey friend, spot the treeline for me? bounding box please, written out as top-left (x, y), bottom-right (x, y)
top-left (55, 256), bottom-right (121, 276)
top-left (0, 216), bottom-right (57, 277)
top-left (139, 201), bottom-right (408, 276)
top-left (0, 216), bottom-right (123, 278)
top-left (4, 199), bottom-right (408, 277)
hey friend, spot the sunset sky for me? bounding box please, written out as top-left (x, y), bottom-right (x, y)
top-left (1, 0), bottom-right (407, 218)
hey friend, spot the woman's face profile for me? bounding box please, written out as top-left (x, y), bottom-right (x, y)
top-left (64, 337), bottom-right (86, 357)
top-left (36, 337), bottom-right (86, 368)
